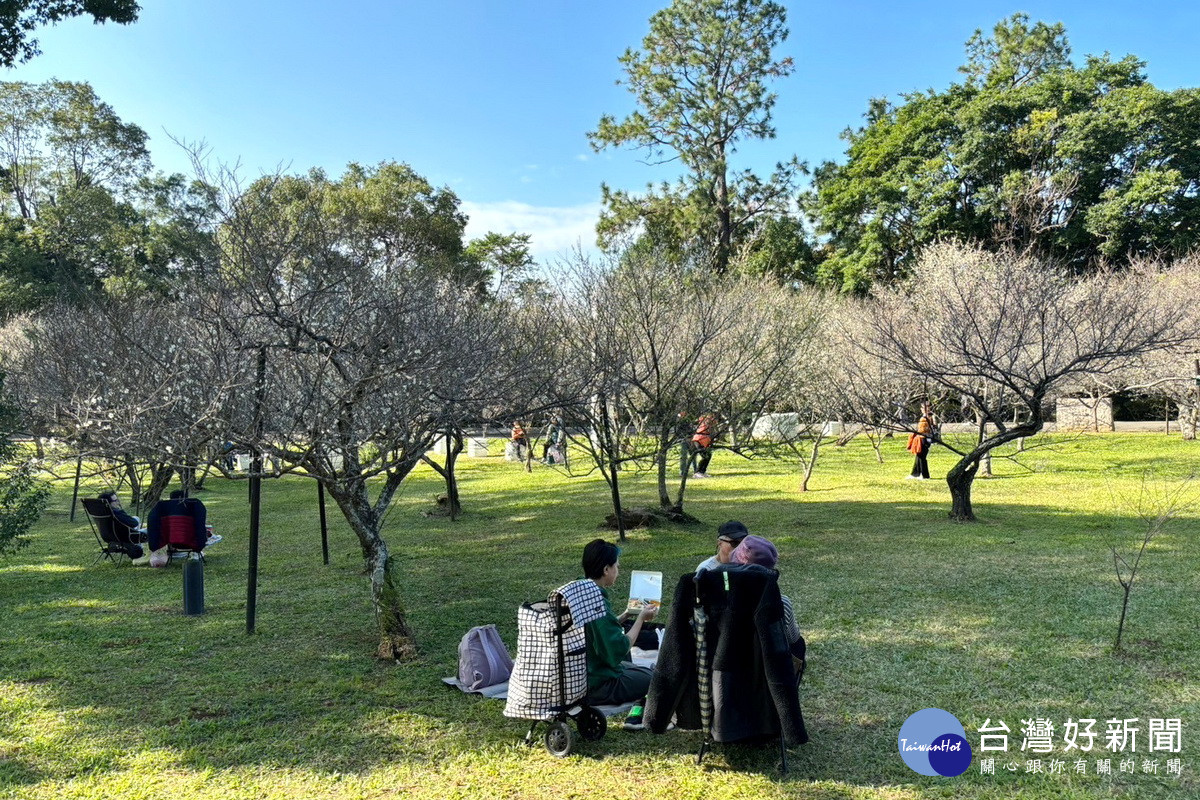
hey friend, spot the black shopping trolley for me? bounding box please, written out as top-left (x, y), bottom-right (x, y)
top-left (504, 580), bottom-right (608, 756)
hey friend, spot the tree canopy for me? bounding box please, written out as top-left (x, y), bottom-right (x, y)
top-left (810, 14), bottom-right (1200, 292)
top-left (589, 0), bottom-right (803, 275)
top-left (0, 80), bottom-right (218, 317)
top-left (0, 1), bottom-right (139, 65)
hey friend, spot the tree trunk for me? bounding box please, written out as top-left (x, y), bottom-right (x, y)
top-left (866, 427), bottom-right (884, 463)
top-left (326, 482), bottom-right (418, 660)
top-left (946, 420), bottom-right (1043, 521)
top-left (193, 461), bottom-right (214, 491)
top-left (649, 436), bottom-right (699, 523)
top-left (420, 429), bottom-right (464, 519)
top-left (444, 429), bottom-right (463, 520)
top-left (180, 462), bottom-right (196, 495)
top-left (123, 457), bottom-right (142, 508)
top-left (367, 544), bottom-right (417, 660)
top-left (1114, 583), bottom-right (1132, 652)
top-left (608, 463), bottom-right (625, 542)
top-left (656, 434), bottom-right (672, 511)
top-left (800, 435), bottom-right (824, 492)
top-left (143, 462), bottom-right (175, 511)
top-left (833, 421), bottom-right (858, 446)
top-left (1189, 359), bottom-right (1200, 441)
top-left (946, 459), bottom-right (979, 521)
top-left (597, 392), bottom-right (625, 541)
top-left (714, 153), bottom-right (731, 275)
top-left (596, 444), bottom-right (626, 540)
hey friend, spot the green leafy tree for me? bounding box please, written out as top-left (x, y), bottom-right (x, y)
top-left (463, 231), bottom-right (535, 294)
top-left (0, 371), bottom-right (49, 556)
top-left (0, 1), bottom-right (138, 66)
top-left (589, 0), bottom-right (802, 274)
top-left (0, 80), bottom-right (151, 218)
top-left (734, 215), bottom-right (818, 286)
top-left (811, 14), bottom-right (1200, 292)
top-left (232, 162), bottom-right (474, 287)
top-left (0, 81), bottom-right (216, 314)
top-left (0, 214), bottom-right (53, 315)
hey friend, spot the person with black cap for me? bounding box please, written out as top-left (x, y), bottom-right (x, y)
top-left (695, 520), bottom-right (749, 573)
top-left (580, 538), bottom-right (658, 730)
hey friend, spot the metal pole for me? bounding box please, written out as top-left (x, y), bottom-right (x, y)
top-left (318, 481), bottom-right (329, 566)
top-left (69, 455), bottom-right (82, 522)
top-left (247, 470), bottom-right (261, 633)
top-left (246, 346), bottom-right (266, 635)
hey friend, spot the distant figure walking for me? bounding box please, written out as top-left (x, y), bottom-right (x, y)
top-left (689, 412), bottom-right (717, 478)
top-left (906, 401), bottom-right (937, 480)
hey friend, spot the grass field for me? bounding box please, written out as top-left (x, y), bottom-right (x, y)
top-left (1, 434), bottom-right (1198, 799)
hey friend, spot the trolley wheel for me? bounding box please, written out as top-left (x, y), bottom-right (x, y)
top-left (576, 706), bottom-right (607, 741)
top-left (544, 721), bottom-right (573, 757)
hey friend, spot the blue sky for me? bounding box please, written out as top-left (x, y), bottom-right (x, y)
top-left (6, 1), bottom-right (1200, 260)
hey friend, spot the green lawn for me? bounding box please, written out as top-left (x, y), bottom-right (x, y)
top-left (2, 434), bottom-right (1198, 799)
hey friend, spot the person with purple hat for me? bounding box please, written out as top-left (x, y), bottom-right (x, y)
top-left (730, 534), bottom-right (807, 681)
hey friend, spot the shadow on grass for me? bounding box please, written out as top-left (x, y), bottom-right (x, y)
top-left (3, 469), bottom-right (1198, 791)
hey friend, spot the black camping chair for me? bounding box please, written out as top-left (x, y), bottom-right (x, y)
top-left (81, 497), bottom-right (144, 566)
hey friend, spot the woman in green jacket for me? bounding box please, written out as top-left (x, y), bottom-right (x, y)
top-left (581, 538), bottom-right (657, 729)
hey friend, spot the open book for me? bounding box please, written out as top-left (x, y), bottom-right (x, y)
top-left (625, 570), bottom-right (663, 615)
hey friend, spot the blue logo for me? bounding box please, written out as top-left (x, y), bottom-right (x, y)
top-left (898, 708), bottom-right (973, 776)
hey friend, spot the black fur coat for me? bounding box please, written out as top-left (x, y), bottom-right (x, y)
top-left (645, 564), bottom-right (808, 745)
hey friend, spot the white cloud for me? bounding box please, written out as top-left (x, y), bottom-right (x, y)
top-left (575, 153), bottom-right (590, 162)
top-left (462, 200), bottom-right (602, 263)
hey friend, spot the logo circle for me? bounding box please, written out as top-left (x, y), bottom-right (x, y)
top-left (898, 708), bottom-right (973, 776)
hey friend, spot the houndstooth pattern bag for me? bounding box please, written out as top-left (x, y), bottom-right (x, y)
top-left (504, 599), bottom-right (589, 721)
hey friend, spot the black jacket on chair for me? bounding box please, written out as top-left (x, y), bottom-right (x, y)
top-left (646, 564), bottom-right (808, 745)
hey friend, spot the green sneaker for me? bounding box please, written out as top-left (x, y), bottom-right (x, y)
top-left (623, 704), bottom-right (645, 731)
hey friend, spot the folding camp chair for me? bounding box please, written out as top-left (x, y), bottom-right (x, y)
top-left (80, 497), bottom-right (145, 566)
